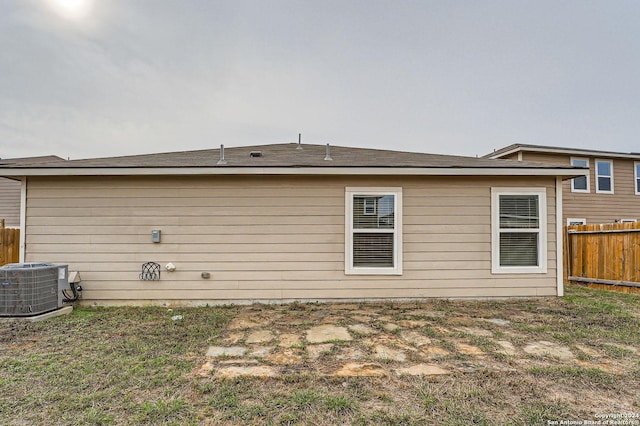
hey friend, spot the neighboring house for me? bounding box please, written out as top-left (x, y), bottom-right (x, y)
top-left (0, 143), bottom-right (579, 305)
top-left (0, 178), bottom-right (20, 228)
top-left (486, 144), bottom-right (640, 225)
top-left (0, 156), bottom-right (64, 227)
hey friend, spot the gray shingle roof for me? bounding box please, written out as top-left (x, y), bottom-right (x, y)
top-left (486, 143), bottom-right (640, 159)
top-left (0, 155), bottom-right (65, 166)
top-left (0, 143), bottom-right (578, 170)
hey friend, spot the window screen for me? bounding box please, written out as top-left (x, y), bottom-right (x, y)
top-left (352, 195), bottom-right (395, 267)
top-left (596, 160), bottom-right (613, 193)
top-left (499, 233), bottom-right (538, 266)
top-left (498, 194), bottom-right (540, 267)
top-left (570, 158), bottom-right (588, 192)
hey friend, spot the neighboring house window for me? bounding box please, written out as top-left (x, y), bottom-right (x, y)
top-left (595, 159), bottom-right (614, 193)
top-left (345, 188), bottom-right (402, 275)
top-left (567, 218), bottom-right (586, 226)
top-left (491, 188), bottom-right (547, 274)
top-left (570, 157), bottom-right (589, 193)
top-left (635, 162), bottom-right (640, 195)
top-left (363, 198), bottom-right (377, 215)
top-left (617, 218), bottom-right (638, 224)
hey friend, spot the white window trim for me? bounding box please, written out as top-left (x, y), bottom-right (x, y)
top-left (556, 178), bottom-right (563, 296)
top-left (345, 187), bottom-right (402, 275)
top-left (567, 218), bottom-right (586, 226)
top-left (19, 177), bottom-right (26, 263)
top-left (635, 161), bottom-right (640, 196)
top-left (363, 198), bottom-right (377, 215)
top-left (491, 187), bottom-right (547, 274)
top-left (570, 157), bottom-right (590, 193)
top-left (595, 159), bottom-right (614, 194)
top-left (617, 218), bottom-right (638, 224)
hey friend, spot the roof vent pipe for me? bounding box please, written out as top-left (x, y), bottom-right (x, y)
top-left (217, 144), bottom-right (227, 165)
top-left (296, 133), bottom-right (303, 150)
top-left (324, 143), bottom-right (333, 161)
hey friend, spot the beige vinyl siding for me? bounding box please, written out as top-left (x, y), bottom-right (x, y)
top-left (497, 153), bottom-right (520, 161)
top-left (25, 175), bottom-right (557, 304)
top-left (520, 152), bottom-right (640, 223)
top-left (0, 177), bottom-right (21, 227)
top-left (520, 153), bottom-right (568, 164)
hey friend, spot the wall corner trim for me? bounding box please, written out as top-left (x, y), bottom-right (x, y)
top-left (556, 177), bottom-right (564, 296)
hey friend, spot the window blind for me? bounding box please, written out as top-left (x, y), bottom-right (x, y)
top-left (352, 195), bottom-right (395, 268)
top-left (353, 233), bottom-right (394, 267)
top-left (498, 194), bottom-right (539, 267)
top-left (499, 195), bottom-right (539, 228)
top-left (499, 233), bottom-right (538, 266)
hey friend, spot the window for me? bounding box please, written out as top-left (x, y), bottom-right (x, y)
top-left (567, 218), bottom-right (586, 226)
top-left (570, 157), bottom-right (589, 192)
top-left (635, 162), bottom-right (640, 195)
top-left (491, 188), bottom-right (547, 274)
top-left (617, 218), bottom-right (638, 224)
top-left (363, 198), bottom-right (377, 215)
top-left (345, 188), bottom-right (402, 275)
top-left (595, 159), bottom-right (613, 193)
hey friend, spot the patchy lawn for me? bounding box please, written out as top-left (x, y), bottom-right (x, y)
top-left (1, 285), bottom-right (639, 425)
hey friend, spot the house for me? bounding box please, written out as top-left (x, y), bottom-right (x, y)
top-left (0, 143), bottom-right (580, 305)
top-left (0, 178), bottom-right (20, 228)
top-left (485, 144), bottom-right (640, 225)
top-left (0, 156), bottom-right (65, 227)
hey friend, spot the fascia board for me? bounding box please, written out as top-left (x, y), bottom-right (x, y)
top-left (0, 166), bottom-right (583, 177)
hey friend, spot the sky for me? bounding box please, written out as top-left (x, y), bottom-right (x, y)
top-left (1, 0), bottom-right (639, 160)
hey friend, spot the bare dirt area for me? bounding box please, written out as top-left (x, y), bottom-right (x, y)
top-left (1, 285), bottom-right (639, 425)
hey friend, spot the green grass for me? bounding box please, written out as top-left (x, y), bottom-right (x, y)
top-left (601, 343), bottom-right (636, 359)
top-left (468, 335), bottom-right (499, 352)
top-left (324, 394), bottom-right (358, 413)
top-left (421, 325), bottom-right (438, 337)
top-left (528, 365), bottom-right (619, 389)
top-left (0, 285), bottom-right (638, 425)
top-left (1, 306), bottom-right (236, 425)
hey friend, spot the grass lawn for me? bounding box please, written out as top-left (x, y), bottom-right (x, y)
top-left (1, 285), bottom-right (639, 425)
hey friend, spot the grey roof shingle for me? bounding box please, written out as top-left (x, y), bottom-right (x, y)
top-left (0, 143), bottom-right (577, 170)
top-left (486, 143), bottom-right (640, 159)
top-left (0, 155), bottom-right (65, 166)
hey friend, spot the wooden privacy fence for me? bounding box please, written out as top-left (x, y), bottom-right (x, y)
top-left (0, 219), bottom-right (20, 266)
top-left (565, 222), bottom-right (640, 293)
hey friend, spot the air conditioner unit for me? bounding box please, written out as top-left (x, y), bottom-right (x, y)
top-left (0, 263), bottom-right (68, 316)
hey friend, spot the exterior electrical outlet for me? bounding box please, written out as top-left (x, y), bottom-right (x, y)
top-left (151, 230), bottom-right (161, 243)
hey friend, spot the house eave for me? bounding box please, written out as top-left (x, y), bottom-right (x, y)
top-left (487, 145), bottom-right (640, 160)
top-left (0, 166), bottom-right (581, 177)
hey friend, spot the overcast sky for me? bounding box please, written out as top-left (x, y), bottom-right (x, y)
top-left (1, 0), bottom-right (639, 160)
